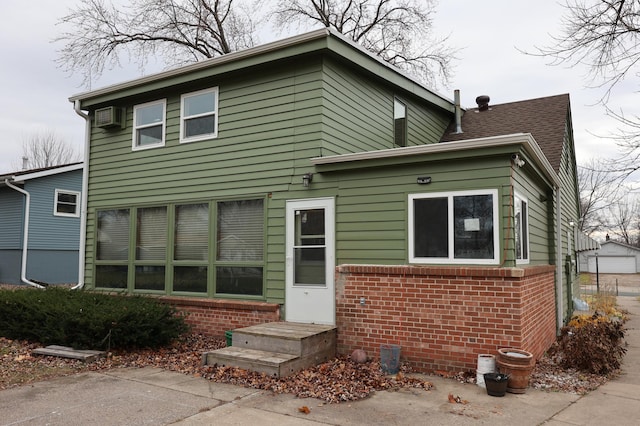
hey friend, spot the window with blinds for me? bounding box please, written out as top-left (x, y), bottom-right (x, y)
top-left (136, 206), bottom-right (167, 260)
top-left (217, 199), bottom-right (264, 261)
top-left (175, 203), bottom-right (208, 260)
top-left (97, 209), bottom-right (130, 260)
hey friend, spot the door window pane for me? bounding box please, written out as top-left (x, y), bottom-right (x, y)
top-left (136, 206), bottom-right (167, 261)
top-left (175, 203), bottom-right (209, 260)
top-left (294, 209), bottom-right (326, 285)
top-left (97, 209), bottom-right (130, 260)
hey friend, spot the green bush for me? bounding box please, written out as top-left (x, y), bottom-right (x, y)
top-left (556, 317), bottom-right (626, 374)
top-left (0, 287), bottom-right (189, 350)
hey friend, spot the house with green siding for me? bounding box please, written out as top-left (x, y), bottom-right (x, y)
top-left (69, 28), bottom-right (582, 372)
top-left (0, 163), bottom-right (83, 286)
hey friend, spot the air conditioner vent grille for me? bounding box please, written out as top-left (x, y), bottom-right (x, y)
top-left (95, 106), bottom-right (124, 129)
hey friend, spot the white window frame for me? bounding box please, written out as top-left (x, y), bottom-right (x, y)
top-left (409, 189), bottom-right (500, 265)
top-left (514, 192), bottom-right (530, 264)
top-left (132, 99), bottom-right (166, 151)
top-left (394, 97), bottom-right (407, 147)
top-left (180, 87), bottom-right (219, 143)
top-left (54, 189), bottom-right (80, 218)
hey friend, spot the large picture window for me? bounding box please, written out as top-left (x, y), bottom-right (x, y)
top-left (133, 99), bottom-right (166, 150)
top-left (514, 193), bottom-right (529, 263)
top-left (180, 88), bottom-right (218, 143)
top-left (94, 198), bottom-right (264, 296)
top-left (409, 190), bottom-right (499, 264)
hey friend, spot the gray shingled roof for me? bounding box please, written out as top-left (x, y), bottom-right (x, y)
top-left (440, 94), bottom-right (571, 173)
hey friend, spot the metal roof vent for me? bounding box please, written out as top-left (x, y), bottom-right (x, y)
top-left (476, 95), bottom-right (490, 111)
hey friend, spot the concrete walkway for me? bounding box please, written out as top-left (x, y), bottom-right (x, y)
top-left (1, 296), bottom-right (639, 426)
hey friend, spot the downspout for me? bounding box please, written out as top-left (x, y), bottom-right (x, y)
top-left (555, 186), bottom-right (563, 333)
top-left (3, 179), bottom-right (44, 288)
top-left (71, 99), bottom-right (90, 290)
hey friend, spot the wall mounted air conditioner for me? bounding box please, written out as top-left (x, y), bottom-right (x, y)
top-left (95, 106), bottom-right (124, 129)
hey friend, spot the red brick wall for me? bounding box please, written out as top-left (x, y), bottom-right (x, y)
top-left (160, 296), bottom-right (280, 337)
top-left (335, 264), bottom-right (557, 372)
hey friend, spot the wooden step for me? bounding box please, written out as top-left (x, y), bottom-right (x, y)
top-left (203, 347), bottom-right (299, 378)
top-left (232, 322), bottom-right (336, 356)
top-left (202, 322), bottom-right (337, 378)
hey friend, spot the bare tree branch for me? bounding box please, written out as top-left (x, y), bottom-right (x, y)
top-left (19, 132), bottom-right (81, 170)
top-left (271, 0), bottom-right (456, 88)
top-left (55, 0), bottom-right (258, 87)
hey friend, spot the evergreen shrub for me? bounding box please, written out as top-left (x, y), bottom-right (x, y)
top-left (0, 287), bottom-right (189, 350)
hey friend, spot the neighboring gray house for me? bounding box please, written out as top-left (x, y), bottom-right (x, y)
top-left (0, 163), bottom-right (83, 286)
top-left (579, 239), bottom-right (640, 274)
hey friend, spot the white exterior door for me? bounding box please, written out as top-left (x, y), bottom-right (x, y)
top-left (285, 198), bottom-right (335, 325)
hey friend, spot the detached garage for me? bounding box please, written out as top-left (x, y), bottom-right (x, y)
top-left (582, 240), bottom-right (640, 274)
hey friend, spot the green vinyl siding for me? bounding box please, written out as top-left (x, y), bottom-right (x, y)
top-left (320, 57), bottom-right (451, 156)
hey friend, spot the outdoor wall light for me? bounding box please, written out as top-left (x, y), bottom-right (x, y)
top-left (302, 172), bottom-right (313, 187)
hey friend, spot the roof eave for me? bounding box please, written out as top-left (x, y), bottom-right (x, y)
top-left (311, 133), bottom-right (560, 186)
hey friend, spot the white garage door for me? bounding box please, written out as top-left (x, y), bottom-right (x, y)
top-left (588, 256), bottom-right (637, 273)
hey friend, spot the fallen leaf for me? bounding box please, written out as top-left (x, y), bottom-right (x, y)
top-left (298, 406), bottom-right (310, 414)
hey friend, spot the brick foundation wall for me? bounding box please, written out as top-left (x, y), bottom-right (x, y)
top-left (335, 264), bottom-right (557, 372)
top-left (160, 296), bottom-right (280, 337)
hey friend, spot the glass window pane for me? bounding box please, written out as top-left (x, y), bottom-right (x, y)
top-left (217, 199), bottom-right (263, 261)
top-left (294, 247), bottom-right (326, 285)
top-left (58, 193), bottom-right (77, 204)
top-left (95, 265), bottom-right (128, 289)
top-left (184, 115), bottom-right (215, 138)
top-left (137, 125), bottom-right (163, 146)
top-left (174, 266), bottom-right (208, 293)
top-left (134, 265), bottom-right (165, 291)
top-left (413, 198), bottom-right (448, 257)
top-left (97, 209), bottom-right (129, 260)
top-left (57, 203), bottom-right (77, 214)
top-left (136, 103), bottom-right (163, 126)
top-left (294, 209), bottom-right (325, 246)
top-left (453, 194), bottom-right (494, 259)
top-left (136, 206), bottom-right (167, 261)
top-left (184, 92), bottom-right (215, 116)
top-left (175, 203), bottom-right (209, 260)
top-left (394, 98), bottom-right (407, 147)
top-left (216, 266), bottom-right (262, 295)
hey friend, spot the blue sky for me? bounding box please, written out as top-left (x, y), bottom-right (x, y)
top-left (0, 0), bottom-right (632, 175)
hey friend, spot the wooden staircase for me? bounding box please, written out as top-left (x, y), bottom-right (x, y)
top-left (202, 322), bottom-right (336, 378)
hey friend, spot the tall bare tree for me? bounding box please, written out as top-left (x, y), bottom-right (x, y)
top-left (20, 132), bottom-right (81, 170)
top-left (577, 159), bottom-right (618, 235)
top-left (606, 193), bottom-right (639, 246)
top-left (272, 0), bottom-right (453, 87)
top-left (533, 0), bottom-right (640, 182)
top-left (56, 0), bottom-right (258, 86)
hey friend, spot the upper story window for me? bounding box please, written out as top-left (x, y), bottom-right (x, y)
top-left (133, 100), bottom-right (166, 150)
top-left (54, 189), bottom-right (80, 217)
top-left (514, 193), bottom-right (529, 263)
top-left (180, 88), bottom-right (218, 143)
top-left (394, 98), bottom-right (407, 147)
top-left (409, 189), bottom-right (499, 264)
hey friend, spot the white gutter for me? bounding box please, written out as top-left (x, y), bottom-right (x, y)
top-left (3, 179), bottom-right (44, 289)
top-left (312, 133), bottom-right (560, 187)
top-left (72, 99), bottom-right (90, 290)
top-left (556, 187), bottom-right (563, 333)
